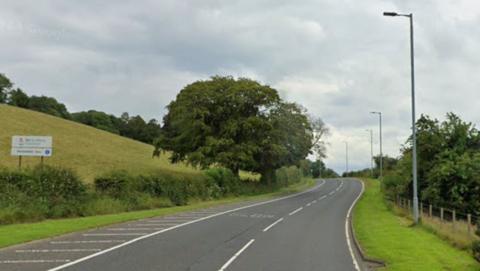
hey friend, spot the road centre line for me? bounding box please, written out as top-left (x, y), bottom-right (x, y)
top-left (289, 207), bottom-right (303, 216)
top-left (48, 180), bottom-right (325, 271)
top-left (306, 203), bottom-right (312, 207)
top-left (319, 195), bottom-right (327, 200)
top-left (312, 200), bottom-right (317, 203)
top-left (263, 218), bottom-right (284, 232)
top-left (329, 191), bottom-right (335, 195)
top-left (218, 239), bottom-right (255, 271)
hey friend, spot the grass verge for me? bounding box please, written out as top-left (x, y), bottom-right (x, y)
top-left (0, 178), bottom-right (315, 249)
top-left (353, 178), bottom-right (480, 271)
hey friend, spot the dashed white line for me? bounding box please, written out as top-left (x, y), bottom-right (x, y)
top-left (1, 259), bottom-right (71, 264)
top-left (48, 180), bottom-right (324, 271)
top-left (312, 200), bottom-right (317, 203)
top-left (108, 228), bottom-right (163, 231)
top-left (50, 240), bottom-right (125, 244)
top-left (329, 191), bottom-right (335, 195)
top-left (16, 249), bottom-right (101, 253)
top-left (306, 203), bottom-right (312, 207)
top-left (289, 207), bottom-right (303, 216)
top-left (262, 218), bottom-right (284, 232)
top-left (82, 233), bottom-right (147, 236)
top-left (319, 195), bottom-right (327, 200)
top-left (218, 239), bottom-right (255, 271)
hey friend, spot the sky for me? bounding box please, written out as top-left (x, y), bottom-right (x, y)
top-left (1, 0), bottom-right (480, 174)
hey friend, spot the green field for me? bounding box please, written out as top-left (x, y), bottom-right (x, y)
top-left (353, 179), bottom-right (480, 271)
top-left (0, 104), bottom-right (199, 182)
top-left (0, 178), bottom-right (315, 248)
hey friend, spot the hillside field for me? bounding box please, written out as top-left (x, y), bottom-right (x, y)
top-left (0, 104), bottom-right (199, 182)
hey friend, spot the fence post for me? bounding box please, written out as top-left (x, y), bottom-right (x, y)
top-left (429, 204), bottom-right (432, 217)
top-left (452, 210), bottom-right (456, 231)
top-left (467, 214), bottom-right (472, 236)
top-left (440, 208), bottom-right (444, 222)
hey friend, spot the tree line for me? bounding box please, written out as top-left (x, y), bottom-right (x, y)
top-left (382, 113), bottom-right (480, 217)
top-left (0, 73), bottom-right (161, 145)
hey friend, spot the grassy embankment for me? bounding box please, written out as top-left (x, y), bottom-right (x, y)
top-left (0, 178), bottom-right (315, 248)
top-left (353, 178), bottom-right (480, 271)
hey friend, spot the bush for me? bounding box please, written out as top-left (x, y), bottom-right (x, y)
top-left (205, 168), bottom-right (239, 196)
top-left (275, 166), bottom-right (303, 187)
top-left (94, 170), bottom-right (134, 198)
top-left (473, 241), bottom-right (480, 262)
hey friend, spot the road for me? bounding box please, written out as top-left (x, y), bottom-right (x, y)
top-left (0, 178), bottom-right (364, 271)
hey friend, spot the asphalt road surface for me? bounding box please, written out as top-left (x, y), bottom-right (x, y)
top-left (0, 178), bottom-right (364, 271)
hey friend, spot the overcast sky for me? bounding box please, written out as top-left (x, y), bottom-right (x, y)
top-left (1, 0), bottom-right (480, 173)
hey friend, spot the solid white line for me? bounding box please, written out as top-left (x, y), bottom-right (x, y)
top-left (16, 249), bottom-right (101, 253)
top-left (218, 239), bottom-right (255, 271)
top-left (262, 218), bottom-right (284, 232)
top-left (345, 180), bottom-right (365, 271)
top-left (1, 259), bottom-right (70, 264)
top-left (48, 180), bottom-right (325, 271)
top-left (82, 233), bottom-right (147, 236)
top-left (50, 240), bottom-right (125, 244)
top-left (289, 207), bottom-right (303, 216)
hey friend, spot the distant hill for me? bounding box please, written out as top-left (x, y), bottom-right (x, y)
top-left (0, 104), bottom-right (199, 182)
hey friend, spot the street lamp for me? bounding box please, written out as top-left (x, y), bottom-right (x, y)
top-left (383, 11), bottom-right (419, 224)
top-left (366, 129), bottom-right (374, 177)
top-left (370, 111), bottom-right (383, 180)
top-left (344, 141), bottom-right (349, 176)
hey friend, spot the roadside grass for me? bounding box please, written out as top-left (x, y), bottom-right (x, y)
top-left (353, 178), bottom-right (480, 271)
top-left (0, 178), bottom-right (315, 249)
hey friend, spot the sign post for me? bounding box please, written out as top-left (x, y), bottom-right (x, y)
top-left (11, 136), bottom-right (53, 167)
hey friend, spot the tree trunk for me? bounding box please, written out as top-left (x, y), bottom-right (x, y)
top-left (260, 168), bottom-right (276, 185)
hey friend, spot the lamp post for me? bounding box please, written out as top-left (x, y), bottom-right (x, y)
top-left (366, 129), bottom-right (374, 177)
top-left (344, 141), bottom-right (349, 176)
top-left (370, 111), bottom-right (383, 179)
top-left (383, 11), bottom-right (419, 224)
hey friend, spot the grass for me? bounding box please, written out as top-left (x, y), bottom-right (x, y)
top-left (353, 178), bottom-right (480, 271)
top-left (0, 104), bottom-right (199, 182)
top-left (0, 178), bottom-right (315, 249)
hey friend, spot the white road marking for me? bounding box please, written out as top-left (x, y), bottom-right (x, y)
top-left (218, 239), bottom-right (255, 271)
top-left (263, 218), bottom-right (284, 232)
top-left (16, 249), bottom-right (101, 253)
top-left (82, 233), bottom-right (147, 236)
top-left (146, 219), bottom-right (190, 223)
top-left (329, 191), bottom-right (335, 195)
top-left (134, 223), bottom-right (174, 227)
top-left (108, 228), bottom-right (163, 231)
top-left (50, 240), bottom-right (125, 244)
top-left (319, 195), bottom-right (327, 200)
top-left (289, 207), bottom-right (303, 216)
top-left (345, 180), bottom-right (365, 271)
top-left (48, 180), bottom-right (325, 271)
top-left (312, 200), bottom-right (317, 203)
top-left (306, 203), bottom-right (312, 207)
top-left (1, 259), bottom-right (71, 264)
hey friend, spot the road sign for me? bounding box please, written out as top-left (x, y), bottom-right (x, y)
top-left (11, 136), bottom-right (53, 157)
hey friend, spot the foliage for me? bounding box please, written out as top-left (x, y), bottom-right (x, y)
top-left (309, 116), bottom-right (329, 160)
top-left (0, 73), bottom-right (13, 103)
top-left (383, 113), bottom-right (480, 217)
top-left (473, 241), bottom-right (480, 262)
top-left (155, 76), bottom-right (316, 183)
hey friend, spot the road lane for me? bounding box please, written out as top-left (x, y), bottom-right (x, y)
top-left (55, 179), bottom-right (363, 271)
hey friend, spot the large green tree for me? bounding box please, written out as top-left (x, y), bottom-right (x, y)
top-left (155, 76), bottom-right (314, 183)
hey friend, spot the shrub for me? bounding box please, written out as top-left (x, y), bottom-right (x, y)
top-left (473, 241), bottom-right (480, 262)
top-left (205, 168), bottom-right (240, 196)
top-left (94, 170), bottom-right (134, 198)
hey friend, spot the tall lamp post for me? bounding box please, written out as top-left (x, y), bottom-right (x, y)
top-left (383, 11), bottom-right (419, 224)
top-left (366, 129), bottom-right (374, 177)
top-left (344, 141), bottom-right (349, 176)
top-left (370, 111), bottom-right (383, 180)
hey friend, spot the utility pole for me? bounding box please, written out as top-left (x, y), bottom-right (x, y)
top-left (370, 111), bottom-right (383, 179)
top-left (366, 129), bottom-right (374, 177)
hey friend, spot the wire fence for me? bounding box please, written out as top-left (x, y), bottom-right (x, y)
top-left (387, 196), bottom-right (479, 242)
